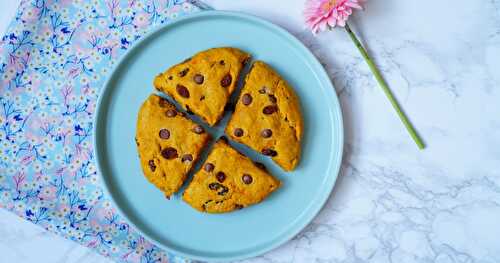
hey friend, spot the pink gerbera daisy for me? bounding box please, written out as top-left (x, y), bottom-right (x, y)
top-left (302, 0), bottom-right (425, 149)
top-left (304, 0), bottom-right (363, 33)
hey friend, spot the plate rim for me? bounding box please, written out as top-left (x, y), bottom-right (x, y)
top-left (93, 10), bottom-right (344, 262)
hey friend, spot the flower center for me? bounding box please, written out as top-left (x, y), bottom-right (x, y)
top-left (322, 0), bottom-right (338, 11)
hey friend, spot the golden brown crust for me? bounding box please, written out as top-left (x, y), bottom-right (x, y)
top-left (182, 140), bottom-right (281, 213)
top-left (136, 94), bottom-right (210, 197)
top-left (225, 61), bottom-right (303, 171)
top-left (153, 47), bottom-right (251, 126)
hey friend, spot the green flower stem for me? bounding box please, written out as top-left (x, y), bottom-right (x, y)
top-left (344, 23), bottom-right (425, 149)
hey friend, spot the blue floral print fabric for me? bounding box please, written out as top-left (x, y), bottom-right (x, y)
top-left (0, 0), bottom-right (204, 262)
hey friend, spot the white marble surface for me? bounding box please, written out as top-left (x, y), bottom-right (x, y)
top-left (2, 0), bottom-right (500, 262)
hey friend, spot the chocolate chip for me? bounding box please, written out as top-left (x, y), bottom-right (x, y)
top-left (200, 95), bottom-right (205, 101)
top-left (181, 154), bottom-right (193, 163)
top-left (233, 128), bottom-right (244, 137)
top-left (204, 163), bottom-right (215, 172)
top-left (178, 68), bottom-right (189, 77)
top-left (261, 148), bottom-right (277, 157)
top-left (241, 93), bottom-right (252, 106)
top-left (219, 60), bottom-right (225, 65)
top-left (262, 105), bottom-right (278, 115)
top-left (261, 129), bottom-right (272, 138)
top-left (202, 200), bottom-right (213, 209)
top-left (166, 109), bottom-right (177, 117)
top-left (148, 160), bottom-right (156, 172)
top-left (216, 172), bottom-right (226, 183)
top-left (193, 74), bottom-right (204, 84)
top-left (135, 137), bottom-right (139, 146)
top-left (158, 98), bottom-right (169, 107)
top-left (159, 129), bottom-right (170, 139)
top-left (186, 105), bottom-right (194, 115)
top-left (268, 94), bottom-right (277, 104)
top-left (168, 76), bottom-right (173, 80)
top-left (235, 204), bottom-right (244, 210)
top-left (161, 147), bottom-right (178, 159)
top-left (192, 125), bottom-right (204, 134)
top-left (224, 102), bottom-right (235, 112)
top-left (218, 186), bottom-right (229, 196)
top-left (258, 87), bottom-right (267, 94)
top-left (242, 174), bottom-right (253, 184)
top-left (254, 162), bottom-right (267, 170)
top-left (176, 84), bottom-right (190, 98)
top-left (208, 182), bottom-right (229, 196)
top-left (220, 74), bottom-right (232, 87)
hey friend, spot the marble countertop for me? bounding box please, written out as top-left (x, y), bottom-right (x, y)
top-left (1, 0), bottom-right (500, 262)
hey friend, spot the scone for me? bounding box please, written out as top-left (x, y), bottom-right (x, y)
top-left (136, 94), bottom-right (210, 197)
top-left (153, 47), bottom-right (251, 126)
top-left (225, 61), bottom-right (303, 171)
top-left (183, 139), bottom-right (281, 213)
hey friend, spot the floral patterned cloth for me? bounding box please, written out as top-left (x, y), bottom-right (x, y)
top-left (0, 1), bottom-right (206, 262)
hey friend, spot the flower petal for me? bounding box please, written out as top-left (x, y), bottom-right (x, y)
top-left (346, 1), bottom-right (363, 9)
top-left (338, 19), bottom-right (346, 27)
top-left (304, 0), bottom-right (363, 33)
top-left (327, 16), bottom-right (337, 27)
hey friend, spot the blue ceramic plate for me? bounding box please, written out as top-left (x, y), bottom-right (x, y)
top-left (94, 11), bottom-right (343, 262)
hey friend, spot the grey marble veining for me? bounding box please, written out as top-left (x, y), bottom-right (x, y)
top-left (1, 0), bottom-right (500, 262)
top-left (206, 0), bottom-right (500, 262)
